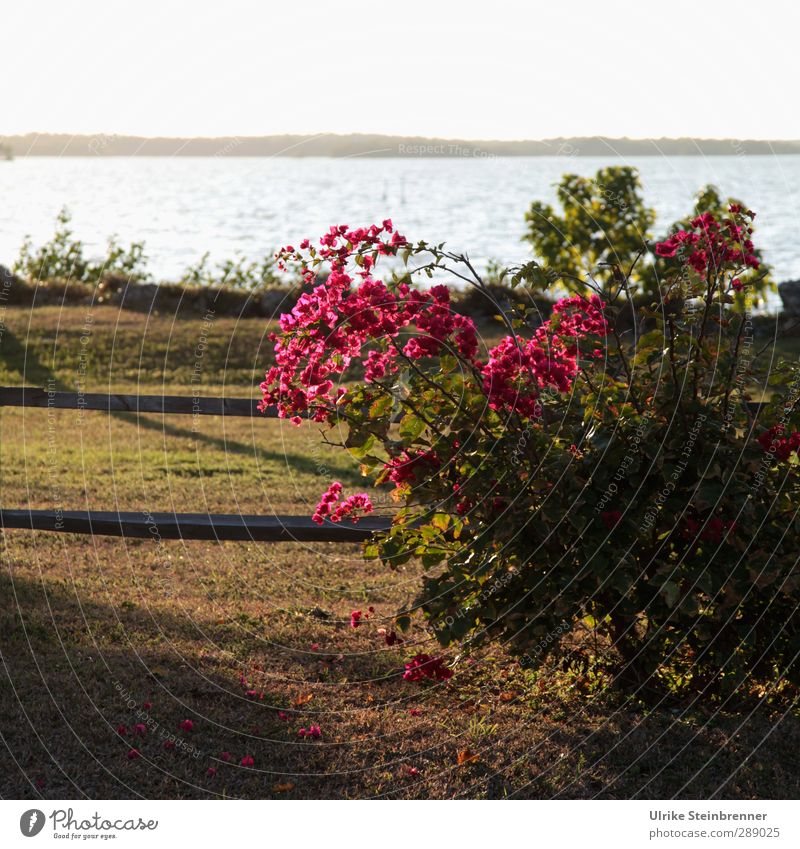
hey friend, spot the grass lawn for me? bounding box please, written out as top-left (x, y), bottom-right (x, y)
top-left (1, 304), bottom-right (798, 799)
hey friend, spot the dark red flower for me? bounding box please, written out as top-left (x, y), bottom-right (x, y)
top-left (655, 239), bottom-right (679, 258)
top-left (601, 510), bottom-right (622, 530)
top-left (403, 653), bottom-right (453, 682)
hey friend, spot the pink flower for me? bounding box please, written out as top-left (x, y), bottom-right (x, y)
top-left (312, 481), bottom-right (343, 524)
top-left (206, 767), bottom-right (217, 777)
top-left (179, 719), bottom-right (194, 732)
top-left (116, 724), bottom-right (127, 736)
top-left (655, 238), bottom-right (679, 258)
top-left (408, 708), bottom-right (423, 716)
top-left (403, 653), bottom-right (453, 682)
top-left (481, 295), bottom-right (607, 419)
top-left (241, 755), bottom-right (255, 767)
top-left (350, 610), bottom-right (363, 629)
top-left (142, 701), bottom-right (152, 710)
top-left (134, 723), bottom-right (147, 736)
top-left (328, 493), bottom-right (374, 524)
top-left (689, 250), bottom-right (708, 273)
top-left (758, 425), bottom-right (800, 460)
top-left (384, 449), bottom-right (440, 486)
top-left (127, 748), bottom-right (140, 760)
top-left (691, 212), bottom-right (718, 232)
top-left (220, 751), bottom-right (232, 762)
top-left (163, 740), bottom-right (176, 751)
top-left (701, 517), bottom-right (736, 544)
top-left (298, 725), bottom-right (322, 739)
top-left (655, 208), bottom-right (762, 283)
top-left (260, 226), bottom-right (479, 430)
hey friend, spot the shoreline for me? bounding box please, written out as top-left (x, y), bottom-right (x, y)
top-left (5, 133), bottom-right (800, 158)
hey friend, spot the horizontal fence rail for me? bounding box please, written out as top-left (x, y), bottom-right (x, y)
top-left (0, 510), bottom-right (391, 542)
top-left (0, 386), bottom-right (273, 418)
top-left (0, 386), bottom-right (389, 542)
top-left (3, 386), bottom-right (763, 543)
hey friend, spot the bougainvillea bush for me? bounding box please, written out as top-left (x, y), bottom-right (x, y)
top-left (261, 212), bottom-right (799, 698)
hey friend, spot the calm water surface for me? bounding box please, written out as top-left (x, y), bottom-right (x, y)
top-left (2, 155), bottom-right (799, 309)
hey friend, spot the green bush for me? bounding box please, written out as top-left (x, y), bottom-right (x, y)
top-left (524, 166), bottom-right (774, 306)
top-left (14, 207), bottom-right (149, 285)
top-left (180, 251), bottom-right (283, 291)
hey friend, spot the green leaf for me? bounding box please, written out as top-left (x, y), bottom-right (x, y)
top-left (369, 394), bottom-right (394, 419)
top-left (660, 580), bottom-right (680, 608)
top-left (346, 432), bottom-right (375, 459)
top-left (399, 413), bottom-right (426, 441)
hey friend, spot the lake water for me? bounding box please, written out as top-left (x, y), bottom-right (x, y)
top-left (2, 155), bottom-right (799, 309)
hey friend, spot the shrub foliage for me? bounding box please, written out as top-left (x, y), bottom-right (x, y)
top-left (263, 201), bottom-right (798, 700)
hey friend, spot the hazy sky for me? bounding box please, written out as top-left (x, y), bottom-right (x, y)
top-left (4, 0), bottom-right (799, 140)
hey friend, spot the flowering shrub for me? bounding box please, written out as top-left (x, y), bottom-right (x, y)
top-left (261, 210), bottom-right (799, 698)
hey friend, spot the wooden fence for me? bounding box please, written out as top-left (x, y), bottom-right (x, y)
top-left (0, 386), bottom-right (390, 542)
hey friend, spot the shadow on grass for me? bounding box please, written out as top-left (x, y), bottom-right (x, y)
top-left (0, 572), bottom-right (362, 799)
top-left (111, 412), bottom-right (368, 488)
top-left (0, 328), bottom-right (365, 488)
top-left (1, 570), bottom-right (799, 800)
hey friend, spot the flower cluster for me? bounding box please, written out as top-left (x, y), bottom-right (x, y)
top-left (758, 425), bottom-right (800, 461)
top-left (601, 509), bottom-right (622, 529)
top-left (482, 294), bottom-right (608, 417)
top-left (262, 224), bottom-right (617, 525)
top-left (261, 223), bottom-right (479, 425)
top-left (312, 481), bottom-right (374, 525)
top-left (381, 449), bottom-right (441, 487)
top-left (682, 515), bottom-right (736, 544)
top-left (402, 653), bottom-right (453, 682)
top-left (655, 205), bottom-right (759, 277)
